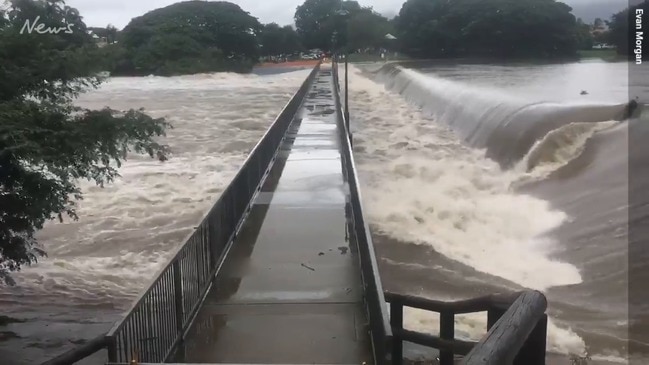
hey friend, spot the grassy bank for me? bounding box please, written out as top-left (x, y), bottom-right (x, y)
top-left (346, 53), bottom-right (412, 63)
top-left (578, 49), bottom-right (623, 61)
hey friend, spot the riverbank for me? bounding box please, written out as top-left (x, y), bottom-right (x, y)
top-left (578, 49), bottom-right (623, 61)
top-left (253, 60), bottom-right (321, 75)
top-left (347, 53), bottom-right (412, 63)
top-left (256, 60), bottom-right (320, 68)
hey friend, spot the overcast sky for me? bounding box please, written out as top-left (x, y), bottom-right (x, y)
top-left (65, 0), bottom-right (627, 30)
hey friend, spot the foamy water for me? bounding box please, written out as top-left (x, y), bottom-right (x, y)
top-left (344, 64), bottom-right (590, 355)
top-left (0, 69), bottom-right (310, 364)
top-left (348, 66), bottom-right (582, 290)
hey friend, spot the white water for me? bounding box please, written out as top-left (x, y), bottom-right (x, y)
top-left (1, 69), bottom-right (311, 365)
top-left (1, 70), bottom-right (310, 337)
top-left (1, 64), bottom-right (628, 363)
top-left (345, 65), bottom-right (590, 355)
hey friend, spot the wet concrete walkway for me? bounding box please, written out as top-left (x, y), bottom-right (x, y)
top-left (175, 65), bottom-right (372, 364)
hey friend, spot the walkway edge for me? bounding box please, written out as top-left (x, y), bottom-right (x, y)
top-left (332, 59), bottom-right (393, 364)
top-left (102, 62), bottom-right (323, 364)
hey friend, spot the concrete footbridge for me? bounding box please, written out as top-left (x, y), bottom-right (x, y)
top-left (44, 60), bottom-right (549, 365)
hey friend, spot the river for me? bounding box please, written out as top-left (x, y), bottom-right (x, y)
top-left (0, 69), bottom-right (311, 364)
top-left (348, 59), bottom-right (644, 364)
top-left (0, 60), bottom-right (644, 364)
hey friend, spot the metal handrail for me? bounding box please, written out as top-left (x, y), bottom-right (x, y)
top-left (384, 291), bottom-right (520, 314)
top-left (386, 290), bottom-right (548, 365)
top-left (462, 291), bottom-right (548, 365)
top-left (331, 56), bottom-right (393, 365)
top-left (330, 57), bottom-right (547, 365)
top-left (100, 61), bottom-right (322, 364)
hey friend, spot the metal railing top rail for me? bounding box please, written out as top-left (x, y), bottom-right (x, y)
top-left (384, 291), bottom-right (522, 314)
top-left (105, 61), bottom-right (322, 338)
top-left (386, 290), bottom-right (548, 365)
top-left (331, 56), bottom-right (393, 351)
top-left (463, 290), bottom-right (548, 365)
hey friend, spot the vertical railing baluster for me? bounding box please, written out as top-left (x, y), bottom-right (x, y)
top-left (163, 270), bottom-right (172, 352)
top-left (106, 333), bottom-right (117, 363)
top-left (143, 291), bottom-right (151, 361)
top-left (153, 285), bottom-right (162, 361)
top-left (344, 53), bottom-right (349, 125)
top-left (135, 304), bottom-right (144, 361)
top-left (121, 330), bottom-right (128, 362)
top-left (173, 260), bottom-right (184, 337)
top-left (127, 319), bottom-right (135, 362)
top-left (439, 311), bottom-right (454, 365)
top-left (487, 305), bottom-right (507, 330)
top-left (390, 300), bottom-right (403, 365)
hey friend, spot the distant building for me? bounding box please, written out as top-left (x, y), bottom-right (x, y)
top-left (87, 30), bottom-right (109, 48)
top-left (590, 23), bottom-right (609, 37)
top-left (592, 43), bottom-right (616, 50)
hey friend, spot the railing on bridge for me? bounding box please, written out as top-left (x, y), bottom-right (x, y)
top-left (331, 56), bottom-right (548, 365)
top-left (102, 61), bottom-right (322, 364)
top-left (41, 61), bottom-right (322, 365)
top-left (385, 290), bottom-right (548, 365)
top-left (44, 58), bottom-right (550, 365)
top-left (332, 55), bottom-right (393, 365)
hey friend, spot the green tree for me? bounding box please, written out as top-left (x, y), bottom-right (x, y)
top-left (294, 0), bottom-right (363, 51)
top-left (346, 8), bottom-right (392, 51)
top-left (117, 1), bottom-right (262, 76)
top-left (0, 0), bottom-right (170, 285)
top-left (608, 1), bottom-right (648, 58)
top-left (106, 24), bottom-right (118, 44)
top-left (394, 0), bottom-right (454, 57)
top-left (396, 0), bottom-right (580, 59)
top-left (260, 23), bottom-right (303, 56)
top-left (575, 18), bottom-right (594, 50)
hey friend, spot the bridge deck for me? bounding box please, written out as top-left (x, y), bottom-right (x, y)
top-left (173, 66), bottom-right (373, 364)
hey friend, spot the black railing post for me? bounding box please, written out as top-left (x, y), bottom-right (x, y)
top-left (106, 334), bottom-right (117, 363)
top-left (439, 311), bottom-right (455, 365)
top-left (172, 260), bottom-right (184, 334)
top-left (144, 298), bottom-right (153, 361)
top-left (390, 300), bottom-right (403, 365)
top-left (487, 306), bottom-right (507, 330)
top-left (344, 52), bottom-right (349, 125)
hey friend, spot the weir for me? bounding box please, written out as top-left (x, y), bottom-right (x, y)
top-left (43, 60), bottom-right (549, 365)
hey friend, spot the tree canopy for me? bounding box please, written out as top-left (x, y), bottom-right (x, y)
top-left (113, 1), bottom-right (261, 76)
top-left (395, 0), bottom-right (580, 59)
top-left (294, 0), bottom-right (392, 52)
top-left (346, 8), bottom-right (393, 51)
top-left (575, 18), bottom-right (594, 50)
top-left (0, 0), bottom-right (170, 284)
top-left (607, 0), bottom-right (648, 59)
top-left (259, 23), bottom-right (303, 56)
